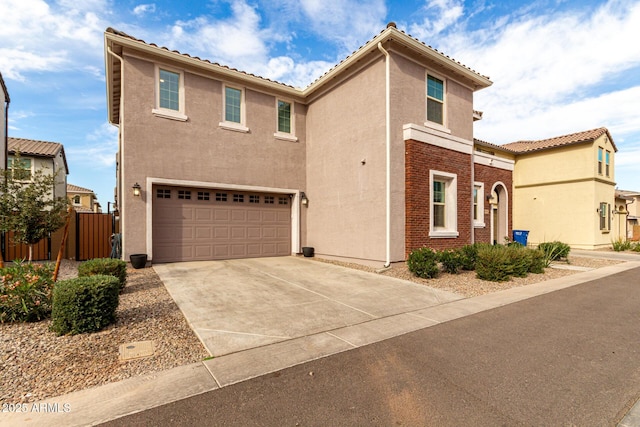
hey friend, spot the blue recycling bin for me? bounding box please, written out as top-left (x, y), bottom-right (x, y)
top-left (512, 230), bottom-right (529, 246)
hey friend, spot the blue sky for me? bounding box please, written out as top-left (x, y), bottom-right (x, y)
top-left (1, 0), bottom-right (639, 207)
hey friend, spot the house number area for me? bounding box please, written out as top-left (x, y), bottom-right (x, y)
top-left (2, 402), bottom-right (71, 413)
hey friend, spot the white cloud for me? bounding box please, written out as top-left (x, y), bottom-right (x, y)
top-left (67, 122), bottom-right (118, 168)
top-left (408, 0), bottom-right (465, 39)
top-left (133, 3), bottom-right (156, 17)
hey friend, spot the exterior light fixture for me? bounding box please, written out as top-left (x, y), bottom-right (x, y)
top-left (132, 182), bottom-right (141, 197)
top-left (300, 191), bottom-right (308, 206)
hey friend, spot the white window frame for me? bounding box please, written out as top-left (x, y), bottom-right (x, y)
top-left (73, 195), bottom-right (81, 206)
top-left (152, 65), bottom-right (187, 121)
top-left (473, 182), bottom-right (485, 227)
top-left (8, 156), bottom-right (33, 181)
top-left (429, 170), bottom-right (458, 238)
top-left (425, 71), bottom-right (450, 133)
top-left (274, 98), bottom-right (298, 142)
top-left (219, 84), bottom-right (249, 133)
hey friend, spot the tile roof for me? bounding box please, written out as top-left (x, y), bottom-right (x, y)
top-left (8, 137), bottom-right (63, 157)
top-left (473, 138), bottom-right (519, 154)
top-left (67, 183), bottom-right (94, 193)
top-left (105, 22), bottom-right (490, 93)
top-left (501, 127), bottom-right (616, 153)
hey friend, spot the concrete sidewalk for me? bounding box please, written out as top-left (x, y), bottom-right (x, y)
top-left (3, 260), bottom-right (639, 426)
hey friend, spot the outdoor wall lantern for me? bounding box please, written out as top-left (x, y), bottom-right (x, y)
top-left (132, 182), bottom-right (141, 197)
top-left (300, 191), bottom-right (308, 206)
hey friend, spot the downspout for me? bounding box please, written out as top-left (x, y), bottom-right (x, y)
top-left (377, 42), bottom-right (391, 268)
top-left (3, 90), bottom-right (8, 171)
top-left (470, 149), bottom-right (475, 244)
top-left (107, 45), bottom-right (124, 259)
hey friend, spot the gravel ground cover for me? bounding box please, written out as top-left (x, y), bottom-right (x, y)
top-left (1, 255), bottom-right (621, 404)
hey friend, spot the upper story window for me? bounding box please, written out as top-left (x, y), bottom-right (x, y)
top-left (597, 147), bottom-right (603, 175)
top-left (8, 157), bottom-right (32, 181)
top-left (605, 150), bottom-right (611, 177)
top-left (152, 66), bottom-right (187, 121)
top-left (427, 74), bottom-right (444, 125)
top-left (273, 99), bottom-right (298, 142)
top-left (219, 85), bottom-right (249, 133)
top-left (73, 195), bottom-right (81, 205)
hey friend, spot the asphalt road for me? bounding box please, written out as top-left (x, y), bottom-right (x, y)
top-left (103, 266), bottom-right (640, 426)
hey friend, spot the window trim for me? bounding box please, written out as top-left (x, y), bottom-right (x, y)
top-left (152, 65), bottom-right (187, 121)
top-left (605, 150), bottom-right (611, 177)
top-left (8, 156), bottom-right (33, 181)
top-left (597, 147), bottom-right (603, 175)
top-left (425, 72), bottom-right (450, 133)
top-left (219, 84), bottom-right (249, 133)
top-left (473, 182), bottom-right (486, 227)
top-left (72, 195), bottom-right (81, 206)
top-left (429, 170), bottom-right (459, 238)
top-left (273, 98), bottom-right (298, 142)
top-left (599, 202), bottom-right (611, 232)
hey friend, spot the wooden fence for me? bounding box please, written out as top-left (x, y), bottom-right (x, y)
top-left (1, 211), bottom-right (119, 262)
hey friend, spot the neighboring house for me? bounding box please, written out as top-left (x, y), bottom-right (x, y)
top-left (105, 23), bottom-right (514, 265)
top-left (496, 128), bottom-right (617, 250)
top-left (1, 72), bottom-right (9, 172)
top-left (616, 189), bottom-right (640, 240)
top-left (67, 184), bottom-right (101, 213)
top-left (7, 137), bottom-right (69, 199)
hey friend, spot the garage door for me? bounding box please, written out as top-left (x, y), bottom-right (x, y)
top-left (152, 186), bottom-right (291, 262)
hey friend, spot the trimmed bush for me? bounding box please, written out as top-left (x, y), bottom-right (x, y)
top-left (526, 249), bottom-right (546, 274)
top-left (476, 245), bottom-right (513, 282)
top-left (407, 247), bottom-right (439, 279)
top-left (51, 275), bottom-right (120, 335)
top-left (538, 241), bottom-right (570, 265)
top-left (611, 238), bottom-right (632, 252)
top-left (0, 261), bottom-right (55, 323)
top-left (438, 249), bottom-right (463, 274)
top-left (506, 245), bottom-right (530, 278)
top-left (459, 243), bottom-right (490, 271)
top-left (632, 242), bottom-right (640, 252)
top-left (78, 258), bottom-right (127, 291)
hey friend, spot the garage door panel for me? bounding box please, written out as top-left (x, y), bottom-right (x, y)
top-left (153, 186), bottom-right (291, 262)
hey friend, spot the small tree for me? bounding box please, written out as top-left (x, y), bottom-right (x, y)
top-left (0, 154), bottom-right (70, 263)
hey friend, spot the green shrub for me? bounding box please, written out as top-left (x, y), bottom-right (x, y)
top-left (506, 245), bottom-right (530, 278)
top-left (0, 261), bottom-right (55, 323)
top-left (611, 238), bottom-right (632, 252)
top-left (51, 275), bottom-right (120, 335)
top-left (632, 242), bottom-right (640, 252)
top-left (459, 244), bottom-right (485, 271)
top-left (476, 245), bottom-right (513, 282)
top-left (526, 249), bottom-right (546, 274)
top-left (438, 249), bottom-right (463, 274)
top-left (407, 247), bottom-right (439, 279)
top-left (78, 258), bottom-right (127, 291)
top-left (538, 241), bottom-right (571, 266)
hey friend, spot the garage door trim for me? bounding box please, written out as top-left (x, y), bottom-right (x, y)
top-left (145, 178), bottom-right (302, 261)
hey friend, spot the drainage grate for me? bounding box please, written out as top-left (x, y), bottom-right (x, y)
top-left (119, 340), bottom-right (155, 361)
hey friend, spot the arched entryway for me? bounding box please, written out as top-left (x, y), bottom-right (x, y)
top-left (490, 182), bottom-right (509, 245)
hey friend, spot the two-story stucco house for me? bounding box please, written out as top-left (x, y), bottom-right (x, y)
top-left (105, 23), bottom-right (514, 266)
top-left (498, 128), bottom-right (617, 250)
top-left (1, 72), bottom-right (9, 172)
top-left (616, 189), bottom-right (640, 240)
top-left (67, 184), bottom-right (101, 213)
top-left (7, 137), bottom-right (69, 199)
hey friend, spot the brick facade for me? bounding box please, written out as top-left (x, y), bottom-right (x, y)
top-left (405, 139), bottom-right (473, 255)
top-left (473, 163), bottom-right (513, 244)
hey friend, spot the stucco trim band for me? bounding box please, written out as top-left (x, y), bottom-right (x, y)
top-left (403, 123), bottom-right (473, 155)
top-left (144, 177), bottom-right (302, 261)
top-left (474, 151), bottom-right (514, 171)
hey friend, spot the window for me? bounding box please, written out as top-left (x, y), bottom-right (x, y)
top-left (233, 194), bottom-right (244, 203)
top-left (178, 190), bottom-right (191, 200)
top-left (278, 197), bottom-right (288, 205)
top-left (153, 67), bottom-right (186, 121)
top-left (8, 157), bottom-right (32, 180)
top-left (215, 192), bottom-right (227, 202)
top-left (473, 183), bottom-right (485, 227)
top-left (599, 202), bottom-right (610, 231)
top-left (264, 196), bottom-right (274, 204)
top-left (159, 69), bottom-right (179, 111)
top-left (427, 74), bottom-right (444, 125)
top-left (429, 170), bottom-right (458, 237)
top-left (605, 150), bottom-right (611, 177)
top-left (249, 195), bottom-right (260, 204)
top-left (278, 100), bottom-right (291, 133)
top-left (220, 85), bottom-right (249, 132)
top-left (197, 191), bottom-right (210, 201)
top-left (157, 189), bottom-right (171, 199)
top-left (73, 195), bottom-right (81, 205)
top-left (598, 147), bottom-right (603, 175)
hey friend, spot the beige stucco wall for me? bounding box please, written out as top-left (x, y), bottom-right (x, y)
top-left (512, 137), bottom-right (616, 249)
top-left (119, 50), bottom-right (306, 258)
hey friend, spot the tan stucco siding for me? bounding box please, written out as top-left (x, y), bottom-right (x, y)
top-left (119, 52), bottom-right (306, 257)
top-left (305, 58), bottom-right (388, 262)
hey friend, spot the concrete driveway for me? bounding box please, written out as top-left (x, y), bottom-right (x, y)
top-left (153, 256), bottom-right (462, 358)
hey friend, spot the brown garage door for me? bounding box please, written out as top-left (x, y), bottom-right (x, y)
top-left (152, 186), bottom-right (291, 263)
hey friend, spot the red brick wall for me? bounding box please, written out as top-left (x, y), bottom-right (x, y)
top-left (473, 163), bottom-right (513, 244)
top-left (405, 139), bottom-right (473, 255)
